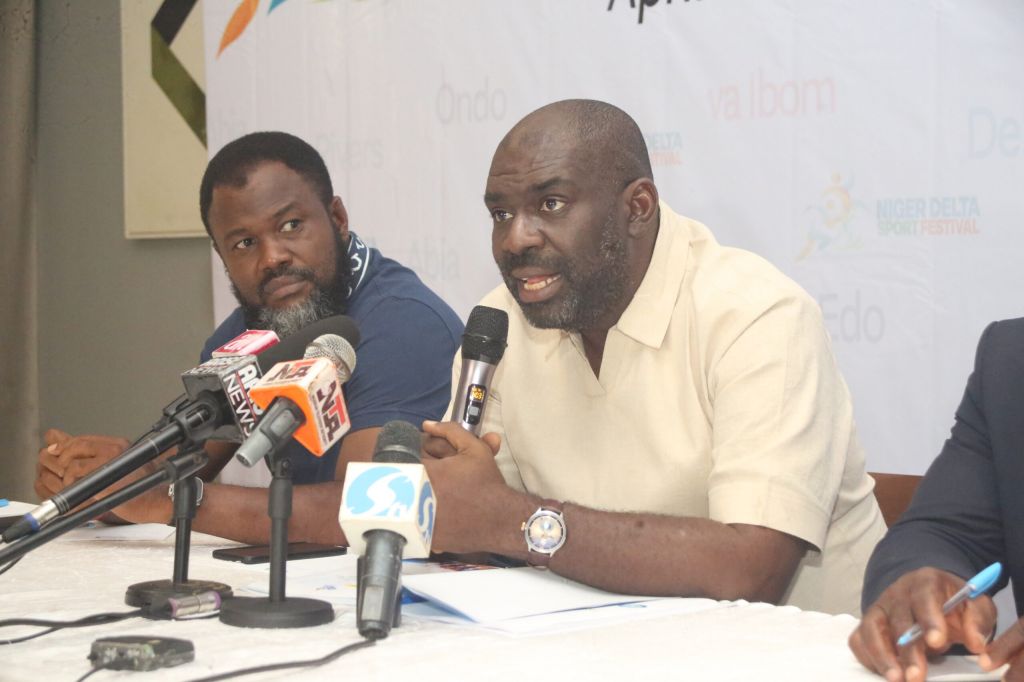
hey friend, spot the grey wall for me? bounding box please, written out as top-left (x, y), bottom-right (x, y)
top-left (32, 1), bottom-right (213, 479)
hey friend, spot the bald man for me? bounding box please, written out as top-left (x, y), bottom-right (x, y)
top-left (419, 99), bottom-right (886, 616)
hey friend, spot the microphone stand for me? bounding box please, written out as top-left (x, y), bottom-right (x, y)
top-left (218, 448), bottom-right (334, 628)
top-left (124, 444), bottom-right (233, 614)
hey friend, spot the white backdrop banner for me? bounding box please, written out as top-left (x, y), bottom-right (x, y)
top-left (203, 0), bottom-right (1024, 474)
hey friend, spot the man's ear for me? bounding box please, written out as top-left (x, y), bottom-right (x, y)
top-left (330, 196), bottom-right (350, 241)
top-left (625, 178), bottom-right (659, 238)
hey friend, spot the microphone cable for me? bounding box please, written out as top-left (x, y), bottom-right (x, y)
top-left (0, 609), bottom-right (144, 645)
top-left (185, 638), bottom-right (377, 682)
top-left (0, 591), bottom-right (224, 645)
top-left (75, 668), bottom-right (102, 682)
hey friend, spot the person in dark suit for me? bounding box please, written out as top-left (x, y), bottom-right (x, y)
top-left (850, 318), bottom-right (1024, 682)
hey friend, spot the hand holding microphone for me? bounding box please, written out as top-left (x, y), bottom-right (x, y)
top-left (423, 305), bottom-right (508, 461)
top-left (419, 420), bottom-right (505, 555)
top-left (451, 305), bottom-right (508, 435)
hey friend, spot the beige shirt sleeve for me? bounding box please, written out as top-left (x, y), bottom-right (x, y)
top-left (705, 291), bottom-right (850, 551)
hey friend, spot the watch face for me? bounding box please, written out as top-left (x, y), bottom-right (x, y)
top-left (526, 510), bottom-right (565, 553)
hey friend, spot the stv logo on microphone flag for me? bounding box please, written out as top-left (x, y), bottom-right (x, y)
top-left (339, 463), bottom-right (436, 557)
top-left (346, 466), bottom-right (415, 517)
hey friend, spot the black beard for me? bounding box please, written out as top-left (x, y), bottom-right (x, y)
top-left (497, 212), bottom-right (629, 332)
top-left (233, 229), bottom-right (353, 338)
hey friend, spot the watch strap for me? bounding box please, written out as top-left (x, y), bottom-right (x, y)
top-left (538, 499), bottom-right (563, 514)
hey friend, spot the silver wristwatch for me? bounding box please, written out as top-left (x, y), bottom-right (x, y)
top-left (522, 499), bottom-right (566, 569)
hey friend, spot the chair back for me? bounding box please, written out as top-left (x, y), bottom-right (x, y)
top-left (869, 472), bottom-right (923, 527)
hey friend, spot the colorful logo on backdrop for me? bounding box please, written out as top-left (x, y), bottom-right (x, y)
top-left (643, 130), bottom-right (683, 167)
top-left (797, 173), bottom-right (867, 261)
top-left (218, 0), bottom-right (351, 57)
top-left (876, 196), bottom-right (981, 238)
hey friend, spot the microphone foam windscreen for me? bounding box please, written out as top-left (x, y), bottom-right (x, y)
top-left (256, 315), bottom-right (361, 372)
top-left (372, 420), bottom-right (422, 464)
top-left (462, 306), bottom-right (509, 363)
top-left (304, 334), bottom-right (357, 382)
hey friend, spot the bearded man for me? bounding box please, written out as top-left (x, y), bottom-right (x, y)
top-left (35, 132), bottom-right (463, 543)
top-left (418, 99), bottom-right (886, 616)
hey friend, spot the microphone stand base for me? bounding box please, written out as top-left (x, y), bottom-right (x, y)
top-left (125, 579), bottom-right (233, 617)
top-left (218, 596), bottom-right (334, 629)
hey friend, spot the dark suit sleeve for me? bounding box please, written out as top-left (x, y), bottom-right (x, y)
top-left (861, 321), bottom-right (1008, 610)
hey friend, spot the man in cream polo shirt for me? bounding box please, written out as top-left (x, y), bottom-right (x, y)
top-left (421, 99), bottom-right (885, 616)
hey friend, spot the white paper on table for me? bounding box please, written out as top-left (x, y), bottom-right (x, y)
top-left (236, 556), bottom-right (488, 606)
top-left (402, 566), bottom-right (672, 622)
top-left (0, 501), bottom-right (33, 514)
top-left (403, 593), bottom-right (732, 636)
top-left (926, 655), bottom-right (1008, 681)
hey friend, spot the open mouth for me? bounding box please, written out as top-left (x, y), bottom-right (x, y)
top-left (522, 274), bottom-right (562, 291)
top-left (511, 272), bottom-right (564, 304)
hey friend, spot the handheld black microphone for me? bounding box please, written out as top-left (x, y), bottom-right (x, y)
top-left (338, 421), bottom-right (435, 640)
top-left (451, 306), bottom-right (509, 435)
top-left (4, 316), bottom-right (361, 544)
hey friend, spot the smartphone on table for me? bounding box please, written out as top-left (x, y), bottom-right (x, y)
top-left (212, 542), bottom-right (346, 564)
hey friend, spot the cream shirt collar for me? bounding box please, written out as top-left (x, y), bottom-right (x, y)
top-left (613, 201), bottom-right (692, 349)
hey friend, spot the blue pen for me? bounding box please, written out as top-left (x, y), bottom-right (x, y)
top-left (0, 499), bottom-right (8, 508)
top-left (896, 562), bottom-right (1003, 647)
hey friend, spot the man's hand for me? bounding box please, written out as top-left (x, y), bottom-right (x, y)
top-left (32, 428), bottom-right (170, 525)
top-left (420, 420), bottom-right (517, 554)
top-left (849, 567), bottom-right (996, 682)
top-left (421, 428), bottom-right (461, 460)
top-left (35, 429), bottom-right (130, 499)
top-left (35, 428), bottom-right (71, 498)
top-left (979, 617), bottom-right (1024, 680)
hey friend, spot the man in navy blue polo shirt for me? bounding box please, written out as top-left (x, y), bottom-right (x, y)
top-left (35, 132), bottom-right (463, 544)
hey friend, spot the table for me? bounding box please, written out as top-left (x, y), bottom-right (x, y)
top-left (0, 502), bottom-right (899, 681)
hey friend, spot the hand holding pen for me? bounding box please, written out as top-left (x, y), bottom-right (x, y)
top-left (897, 562), bottom-right (1002, 647)
top-left (850, 565), bottom-right (1001, 682)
